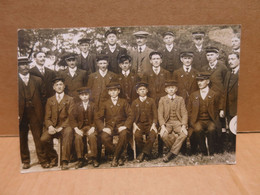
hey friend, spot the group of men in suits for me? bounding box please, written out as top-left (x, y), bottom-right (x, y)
top-left (18, 29), bottom-right (240, 170)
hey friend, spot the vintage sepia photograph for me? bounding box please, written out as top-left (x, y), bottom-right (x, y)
top-left (17, 25), bottom-right (240, 173)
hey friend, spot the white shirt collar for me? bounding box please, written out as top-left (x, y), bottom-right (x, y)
top-left (122, 70), bottom-right (130, 76)
top-left (56, 92), bottom-right (64, 101)
top-left (36, 64), bottom-right (45, 73)
top-left (166, 44), bottom-right (173, 52)
top-left (183, 65), bottom-right (191, 72)
top-left (69, 67), bottom-right (77, 76)
top-left (139, 96), bottom-right (147, 102)
top-left (232, 66), bottom-right (240, 74)
top-left (195, 44), bottom-right (203, 52)
top-left (233, 48), bottom-right (240, 53)
top-left (168, 94), bottom-right (176, 100)
top-left (81, 52), bottom-right (89, 58)
top-left (200, 86), bottom-right (209, 100)
top-left (209, 60), bottom-right (218, 69)
top-left (138, 45), bottom-right (146, 52)
top-left (152, 66), bottom-right (161, 75)
top-left (111, 96), bottom-right (118, 105)
top-left (19, 73), bottom-right (30, 83)
top-left (82, 101), bottom-right (89, 110)
top-left (99, 69), bottom-right (108, 77)
top-left (109, 44), bottom-right (116, 53)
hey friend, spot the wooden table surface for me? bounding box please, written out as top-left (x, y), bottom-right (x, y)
top-left (0, 133), bottom-right (259, 195)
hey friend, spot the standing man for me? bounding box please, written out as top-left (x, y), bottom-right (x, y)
top-left (59, 52), bottom-right (88, 99)
top-left (129, 31), bottom-right (154, 78)
top-left (76, 38), bottom-right (96, 75)
top-left (41, 77), bottom-right (74, 170)
top-left (159, 31), bottom-right (181, 75)
top-left (101, 29), bottom-right (127, 74)
top-left (230, 34), bottom-right (241, 53)
top-left (189, 31), bottom-right (208, 71)
top-left (188, 72), bottom-right (221, 156)
top-left (18, 57), bottom-right (49, 169)
top-left (29, 51), bottom-right (56, 103)
top-left (143, 51), bottom-right (171, 106)
top-left (220, 52), bottom-right (240, 151)
top-left (87, 54), bottom-right (118, 109)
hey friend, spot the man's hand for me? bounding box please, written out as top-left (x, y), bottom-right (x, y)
top-left (103, 128), bottom-right (112, 135)
top-left (150, 123), bottom-right (157, 133)
top-left (133, 123), bottom-right (140, 134)
top-left (181, 125), bottom-right (188, 136)
top-left (88, 127), bottom-right (95, 136)
top-left (219, 110), bottom-right (225, 118)
top-left (160, 125), bottom-right (168, 137)
top-left (74, 127), bottom-right (83, 137)
top-left (48, 126), bottom-right (56, 135)
top-left (118, 126), bottom-right (127, 133)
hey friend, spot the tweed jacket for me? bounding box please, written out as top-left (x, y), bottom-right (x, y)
top-left (158, 95), bottom-right (188, 127)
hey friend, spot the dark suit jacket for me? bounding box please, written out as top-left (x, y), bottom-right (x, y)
top-left (188, 89), bottom-right (221, 128)
top-left (76, 53), bottom-right (96, 75)
top-left (95, 98), bottom-right (134, 133)
top-left (18, 75), bottom-right (45, 124)
top-left (221, 70), bottom-right (239, 117)
top-left (143, 67), bottom-right (171, 104)
top-left (59, 68), bottom-right (88, 97)
top-left (69, 101), bottom-right (95, 129)
top-left (29, 66), bottom-right (56, 99)
top-left (188, 44), bottom-right (208, 71)
top-left (101, 45), bottom-right (127, 74)
top-left (131, 97), bottom-right (157, 125)
top-left (44, 94), bottom-right (74, 130)
top-left (129, 46), bottom-right (154, 77)
top-left (87, 71), bottom-right (118, 108)
top-left (158, 95), bottom-right (188, 127)
top-left (118, 71), bottom-right (139, 104)
top-left (202, 61), bottom-right (228, 94)
top-left (173, 67), bottom-right (199, 104)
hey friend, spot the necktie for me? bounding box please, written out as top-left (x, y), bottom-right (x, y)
top-left (154, 68), bottom-right (159, 75)
top-left (171, 97), bottom-right (174, 101)
top-left (124, 72), bottom-right (127, 77)
top-left (57, 94), bottom-right (61, 103)
top-left (139, 47), bottom-right (142, 53)
top-left (40, 67), bottom-right (44, 75)
top-left (23, 77), bottom-right (29, 86)
top-left (186, 68), bottom-right (189, 73)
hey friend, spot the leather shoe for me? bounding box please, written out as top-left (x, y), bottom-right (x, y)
top-left (163, 152), bottom-right (176, 163)
top-left (41, 162), bottom-right (50, 169)
top-left (136, 153), bottom-right (145, 163)
top-left (93, 160), bottom-right (99, 168)
top-left (22, 163), bottom-right (30, 169)
top-left (49, 158), bottom-right (58, 168)
top-left (75, 160), bottom-right (85, 169)
top-left (111, 158), bottom-right (118, 167)
top-left (61, 161), bottom-right (69, 170)
top-left (118, 158), bottom-right (124, 166)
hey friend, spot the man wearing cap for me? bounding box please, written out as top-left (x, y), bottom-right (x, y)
top-left (76, 38), bottom-right (96, 75)
top-left (220, 52), bottom-right (240, 152)
top-left (131, 81), bottom-right (158, 162)
top-left (18, 57), bottom-right (49, 169)
top-left (158, 80), bottom-right (188, 162)
top-left (202, 47), bottom-right (228, 96)
top-left (58, 52), bottom-right (88, 98)
top-left (87, 54), bottom-right (118, 109)
top-left (158, 31), bottom-right (181, 74)
top-left (95, 82), bottom-right (134, 167)
top-left (187, 72), bottom-right (221, 156)
top-left (129, 31), bottom-right (154, 78)
top-left (69, 87), bottom-right (99, 168)
top-left (29, 51), bottom-right (57, 104)
top-left (189, 31), bottom-right (208, 71)
top-left (101, 29), bottom-right (127, 74)
top-left (40, 77), bottom-right (74, 170)
top-left (118, 54), bottom-right (139, 105)
top-left (143, 51), bottom-right (171, 106)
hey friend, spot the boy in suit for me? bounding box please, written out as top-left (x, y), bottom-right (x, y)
top-left (69, 87), bottom-right (99, 168)
top-left (131, 81), bottom-right (158, 162)
top-left (158, 80), bottom-right (188, 162)
top-left (95, 82), bottom-right (134, 167)
top-left (40, 77), bottom-right (74, 170)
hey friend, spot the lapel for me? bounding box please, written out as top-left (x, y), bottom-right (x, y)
top-left (78, 102), bottom-right (85, 121)
top-left (30, 66), bottom-right (43, 79)
top-left (228, 71), bottom-right (239, 92)
top-left (104, 71), bottom-right (114, 84)
top-left (58, 95), bottom-right (69, 112)
top-left (164, 96), bottom-right (171, 116)
top-left (18, 77), bottom-right (25, 98)
top-left (206, 90), bottom-right (214, 106)
top-left (28, 76), bottom-right (36, 97)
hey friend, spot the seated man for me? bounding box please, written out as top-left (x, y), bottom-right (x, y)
top-left (131, 81), bottom-right (158, 162)
top-left (95, 82), bottom-right (134, 167)
top-left (41, 77), bottom-right (74, 170)
top-left (158, 80), bottom-right (188, 163)
top-left (188, 72), bottom-right (221, 156)
top-left (69, 87), bottom-right (99, 168)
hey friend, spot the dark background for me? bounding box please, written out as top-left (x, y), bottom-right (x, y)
top-left (0, 0), bottom-right (259, 135)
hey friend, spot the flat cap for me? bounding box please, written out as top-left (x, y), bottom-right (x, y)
top-left (61, 52), bottom-right (77, 60)
top-left (133, 31), bottom-right (150, 38)
top-left (162, 31), bottom-right (175, 37)
top-left (118, 54), bottom-right (132, 63)
top-left (77, 87), bottom-right (91, 94)
top-left (196, 72), bottom-right (211, 80)
top-left (192, 31), bottom-right (205, 37)
top-left (96, 54), bottom-right (109, 62)
top-left (205, 46), bottom-right (219, 53)
top-left (180, 50), bottom-right (194, 58)
top-left (165, 80), bottom-right (178, 87)
top-left (106, 82), bottom-right (121, 90)
top-left (52, 76), bottom-right (65, 84)
top-left (18, 56), bottom-right (29, 66)
top-left (149, 51), bottom-right (163, 59)
top-left (105, 29), bottom-right (118, 37)
top-left (78, 38), bottom-right (91, 44)
top-left (135, 81), bottom-right (149, 90)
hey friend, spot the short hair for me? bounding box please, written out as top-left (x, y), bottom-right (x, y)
top-left (228, 52), bottom-right (240, 59)
top-left (33, 51), bottom-right (46, 58)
